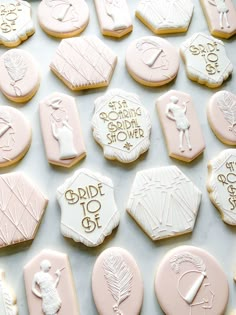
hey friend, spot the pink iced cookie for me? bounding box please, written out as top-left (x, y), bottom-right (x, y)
top-left (207, 91), bottom-right (236, 145)
top-left (0, 106), bottom-right (31, 167)
top-left (39, 93), bottom-right (86, 168)
top-left (155, 246), bottom-right (229, 315)
top-left (0, 49), bottom-right (40, 103)
top-left (0, 172), bottom-right (48, 248)
top-left (38, 0), bottom-right (89, 38)
top-left (24, 249), bottom-right (79, 315)
top-left (94, 0), bottom-right (132, 38)
top-left (156, 90), bottom-right (205, 162)
top-left (92, 247), bottom-right (143, 315)
top-left (126, 36), bottom-right (179, 87)
top-left (200, 0), bottom-right (236, 39)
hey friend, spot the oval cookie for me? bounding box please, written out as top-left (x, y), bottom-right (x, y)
top-left (92, 247), bottom-right (143, 315)
top-left (0, 106), bottom-right (31, 167)
top-left (207, 149), bottom-right (236, 225)
top-left (0, 270), bottom-right (18, 315)
top-left (155, 245), bottom-right (229, 315)
top-left (0, 49), bottom-right (40, 103)
top-left (38, 0), bottom-right (89, 38)
top-left (207, 91), bottom-right (236, 145)
top-left (92, 89), bottom-right (151, 163)
top-left (126, 36), bottom-right (180, 87)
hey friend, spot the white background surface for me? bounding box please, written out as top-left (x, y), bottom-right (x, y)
top-left (0, 0), bottom-right (236, 314)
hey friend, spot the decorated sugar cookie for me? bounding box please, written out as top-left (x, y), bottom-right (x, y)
top-left (156, 90), bottom-right (205, 162)
top-left (155, 246), bottom-right (229, 315)
top-left (0, 172), bottom-right (48, 248)
top-left (0, 1), bottom-right (35, 47)
top-left (126, 36), bottom-right (179, 87)
top-left (0, 106), bottom-right (31, 167)
top-left (136, 0), bottom-right (194, 34)
top-left (127, 166), bottom-right (202, 241)
top-left (50, 36), bottom-right (117, 91)
top-left (57, 168), bottom-right (120, 247)
top-left (180, 33), bottom-right (233, 88)
top-left (207, 91), bottom-right (236, 145)
top-left (24, 249), bottom-right (79, 315)
top-left (38, 0), bottom-right (89, 38)
top-left (92, 247), bottom-right (143, 315)
top-left (92, 89), bottom-right (151, 163)
top-left (0, 270), bottom-right (18, 315)
top-left (200, 0), bottom-right (236, 39)
top-left (94, 0), bottom-right (132, 38)
top-left (39, 93), bottom-right (86, 168)
top-left (0, 49), bottom-right (40, 103)
top-left (207, 149), bottom-right (236, 225)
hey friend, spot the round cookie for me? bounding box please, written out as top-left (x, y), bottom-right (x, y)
top-left (126, 36), bottom-right (180, 87)
top-left (207, 91), bottom-right (236, 145)
top-left (92, 247), bottom-right (143, 315)
top-left (155, 245), bottom-right (229, 315)
top-left (0, 106), bottom-right (32, 167)
top-left (0, 49), bottom-right (40, 103)
top-left (38, 0), bottom-right (89, 38)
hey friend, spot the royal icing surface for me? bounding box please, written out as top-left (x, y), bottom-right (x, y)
top-left (155, 246), bottom-right (229, 315)
top-left (207, 91), bottom-right (236, 145)
top-left (0, 49), bottom-right (40, 102)
top-left (24, 249), bottom-right (79, 315)
top-left (126, 36), bottom-right (179, 87)
top-left (0, 172), bottom-right (48, 248)
top-left (92, 247), bottom-right (143, 315)
top-left (200, 0), bottom-right (236, 38)
top-left (127, 166), bottom-right (202, 241)
top-left (0, 271), bottom-right (17, 315)
top-left (0, 0), bottom-right (35, 47)
top-left (50, 36), bottom-right (117, 91)
top-left (94, 0), bottom-right (132, 37)
top-left (180, 32), bottom-right (233, 88)
top-left (207, 149), bottom-right (236, 225)
top-left (0, 106), bottom-right (31, 166)
top-left (39, 93), bottom-right (86, 168)
top-left (92, 89), bottom-right (151, 163)
top-left (57, 168), bottom-right (120, 247)
top-left (136, 0), bottom-right (194, 34)
top-left (156, 90), bottom-right (205, 162)
top-left (38, 0), bottom-right (89, 38)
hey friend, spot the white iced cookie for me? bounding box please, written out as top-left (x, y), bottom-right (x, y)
top-left (38, 0), bottom-right (89, 38)
top-left (57, 168), bottom-right (120, 247)
top-left (0, 106), bottom-right (31, 167)
top-left (0, 49), bottom-right (40, 103)
top-left (50, 36), bottom-right (117, 91)
top-left (24, 249), bottom-right (79, 315)
top-left (127, 166), bottom-right (202, 241)
top-left (207, 149), bottom-right (236, 225)
top-left (155, 246), bottom-right (229, 315)
top-left (0, 1), bottom-right (35, 47)
top-left (156, 90), bottom-right (205, 162)
top-left (180, 32), bottom-right (233, 88)
top-left (207, 91), bottom-right (236, 145)
top-left (136, 0), bottom-right (194, 34)
top-left (39, 93), bottom-right (86, 168)
top-left (92, 89), bottom-right (151, 164)
top-left (200, 0), bottom-right (236, 39)
top-left (126, 36), bottom-right (180, 87)
top-left (0, 270), bottom-right (18, 315)
top-left (92, 247), bottom-right (143, 315)
top-left (94, 0), bottom-right (132, 38)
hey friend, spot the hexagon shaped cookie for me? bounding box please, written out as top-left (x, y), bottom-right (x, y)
top-left (0, 172), bottom-right (48, 248)
top-left (50, 36), bottom-right (117, 91)
top-left (136, 0), bottom-right (194, 34)
top-left (127, 166), bottom-right (202, 241)
top-left (57, 168), bottom-right (120, 247)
